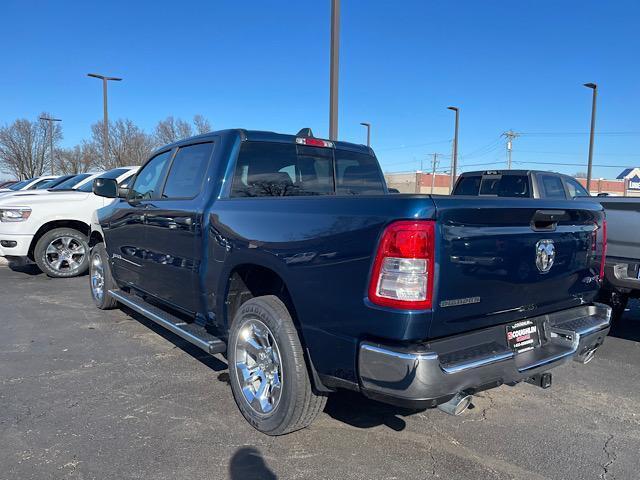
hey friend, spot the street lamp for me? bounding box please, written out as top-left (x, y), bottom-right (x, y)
top-left (360, 122), bottom-right (371, 147)
top-left (447, 106), bottom-right (459, 191)
top-left (87, 73), bottom-right (122, 166)
top-left (329, 0), bottom-right (340, 140)
top-left (39, 116), bottom-right (62, 175)
top-left (584, 82), bottom-right (598, 193)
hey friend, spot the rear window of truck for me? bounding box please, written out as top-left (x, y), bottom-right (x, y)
top-left (230, 141), bottom-right (385, 197)
top-left (454, 174), bottom-right (529, 197)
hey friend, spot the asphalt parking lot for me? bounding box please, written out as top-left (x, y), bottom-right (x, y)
top-left (1, 261), bottom-right (639, 480)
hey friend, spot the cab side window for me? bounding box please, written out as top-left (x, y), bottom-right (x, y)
top-left (129, 150), bottom-right (173, 201)
top-left (161, 143), bottom-right (214, 199)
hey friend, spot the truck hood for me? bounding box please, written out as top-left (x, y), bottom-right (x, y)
top-left (0, 191), bottom-right (92, 207)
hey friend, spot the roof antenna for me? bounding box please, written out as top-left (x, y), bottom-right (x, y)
top-left (296, 128), bottom-right (314, 138)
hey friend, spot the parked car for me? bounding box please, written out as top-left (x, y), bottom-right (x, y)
top-left (452, 170), bottom-right (591, 199)
top-left (589, 197), bottom-right (640, 322)
top-left (0, 180), bottom-right (17, 189)
top-left (4, 172), bottom-right (103, 199)
top-left (0, 167), bottom-right (138, 277)
top-left (0, 175), bottom-right (60, 196)
top-left (89, 130), bottom-right (610, 435)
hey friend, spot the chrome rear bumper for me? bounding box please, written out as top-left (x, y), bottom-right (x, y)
top-left (358, 303), bottom-right (611, 408)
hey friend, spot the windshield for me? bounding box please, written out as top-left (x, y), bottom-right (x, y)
top-left (8, 179), bottom-right (33, 190)
top-left (78, 168), bottom-right (131, 192)
top-left (50, 173), bottom-right (92, 190)
top-left (35, 175), bottom-right (76, 190)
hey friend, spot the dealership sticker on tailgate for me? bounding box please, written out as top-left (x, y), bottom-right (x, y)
top-left (506, 319), bottom-right (539, 353)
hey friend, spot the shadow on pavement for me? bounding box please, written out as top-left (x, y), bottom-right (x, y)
top-left (608, 299), bottom-right (640, 342)
top-left (119, 305), bottom-right (228, 373)
top-left (8, 262), bottom-right (42, 276)
top-left (324, 389), bottom-right (423, 431)
top-left (229, 447), bottom-right (277, 480)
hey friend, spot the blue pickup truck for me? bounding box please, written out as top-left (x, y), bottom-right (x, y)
top-left (89, 129), bottom-right (611, 435)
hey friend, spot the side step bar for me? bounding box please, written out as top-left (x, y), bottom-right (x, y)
top-left (109, 289), bottom-right (226, 355)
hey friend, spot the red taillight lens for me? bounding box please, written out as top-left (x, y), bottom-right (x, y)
top-left (600, 218), bottom-right (607, 281)
top-left (295, 137), bottom-right (334, 148)
top-left (368, 220), bottom-right (435, 310)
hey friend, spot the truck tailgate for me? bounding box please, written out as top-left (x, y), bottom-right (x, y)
top-left (429, 197), bottom-right (604, 338)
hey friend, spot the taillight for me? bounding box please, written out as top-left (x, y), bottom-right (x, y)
top-left (600, 218), bottom-right (607, 282)
top-left (295, 137), bottom-right (334, 148)
top-left (368, 220), bottom-right (435, 310)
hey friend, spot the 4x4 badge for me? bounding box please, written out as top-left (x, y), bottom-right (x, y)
top-left (536, 239), bottom-right (555, 273)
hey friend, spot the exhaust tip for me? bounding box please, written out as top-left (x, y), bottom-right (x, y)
top-left (582, 347), bottom-right (597, 364)
top-left (437, 393), bottom-right (473, 416)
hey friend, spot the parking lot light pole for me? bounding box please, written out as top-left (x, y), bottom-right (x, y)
top-left (360, 122), bottom-right (371, 147)
top-left (447, 106), bottom-right (459, 191)
top-left (87, 73), bottom-right (122, 166)
top-left (39, 116), bottom-right (62, 175)
top-left (584, 83), bottom-right (597, 193)
top-left (329, 0), bottom-right (340, 141)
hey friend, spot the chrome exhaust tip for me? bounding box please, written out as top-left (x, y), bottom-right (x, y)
top-left (582, 347), bottom-right (597, 365)
top-left (437, 392), bottom-right (473, 416)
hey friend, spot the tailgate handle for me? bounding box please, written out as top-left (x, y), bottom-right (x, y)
top-left (531, 210), bottom-right (565, 232)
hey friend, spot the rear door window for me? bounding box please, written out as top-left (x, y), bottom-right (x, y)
top-left (539, 175), bottom-right (567, 199)
top-left (162, 143), bottom-right (213, 199)
top-left (564, 177), bottom-right (590, 198)
top-left (335, 150), bottom-right (385, 195)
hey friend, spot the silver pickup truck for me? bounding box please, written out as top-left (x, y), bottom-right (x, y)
top-left (592, 197), bottom-right (640, 321)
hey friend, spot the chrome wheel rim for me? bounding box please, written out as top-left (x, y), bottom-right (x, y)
top-left (45, 236), bottom-right (86, 272)
top-left (234, 319), bottom-right (283, 415)
top-left (90, 252), bottom-right (104, 301)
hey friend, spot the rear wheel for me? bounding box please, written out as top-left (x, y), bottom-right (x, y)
top-left (89, 243), bottom-right (119, 310)
top-left (34, 228), bottom-right (89, 278)
top-left (228, 295), bottom-right (327, 435)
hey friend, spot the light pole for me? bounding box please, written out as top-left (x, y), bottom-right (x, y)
top-left (360, 122), bottom-right (371, 147)
top-left (447, 106), bottom-right (459, 191)
top-left (39, 116), bottom-right (62, 175)
top-left (329, 0), bottom-right (340, 140)
top-left (87, 73), bottom-right (122, 166)
top-left (584, 82), bottom-right (598, 193)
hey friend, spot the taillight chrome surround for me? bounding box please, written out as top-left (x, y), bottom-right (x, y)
top-left (368, 220), bottom-right (435, 310)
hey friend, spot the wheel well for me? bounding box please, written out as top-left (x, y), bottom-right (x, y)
top-left (89, 231), bottom-right (104, 248)
top-left (28, 220), bottom-right (90, 260)
top-left (224, 264), bottom-right (331, 393)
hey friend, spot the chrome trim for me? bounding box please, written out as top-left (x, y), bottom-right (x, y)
top-left (109, 290), bottom-right (214, 352)
top-left (441, 350), bottom-right (514, 374)
top-left (360, 343), bottom-right (438, 361)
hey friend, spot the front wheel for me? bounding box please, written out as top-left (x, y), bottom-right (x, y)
top-left (89, 243), bottom-right (119, 310)
top-left (34, 228), bottom-right (90, 278)
top-left (228, 295), bottom-right (327, 435)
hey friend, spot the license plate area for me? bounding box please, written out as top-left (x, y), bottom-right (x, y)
top-left (506, 319), bottom-right (540, 354)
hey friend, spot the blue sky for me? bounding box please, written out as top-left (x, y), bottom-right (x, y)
top-left (1, 0), bottom-right (639, 178)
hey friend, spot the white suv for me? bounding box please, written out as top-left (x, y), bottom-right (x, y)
top-left (0, 167), bottom-right (138, 277)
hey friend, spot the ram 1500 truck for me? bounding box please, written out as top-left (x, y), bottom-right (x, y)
top-left (89, 130), bottom-right (611, 435)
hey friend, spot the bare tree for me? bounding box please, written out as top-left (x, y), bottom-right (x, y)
top-left (91, 119), bottom-right (154, 169)
top-left (154, 114), bottom-right (211, 145)
top-left (0, 114), bottom-right (61, 179)
top-left (56, 142), bottom-right (97, 174)
top-left (193, 114), bottom-right (211, 135)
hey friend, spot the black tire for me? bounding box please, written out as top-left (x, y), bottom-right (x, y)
top-left (89, 243), bottom-right (119, 310)
top-left (228, 295), bottom-right (327, 435)
top-left (34, 228), bottom-right (90, 278)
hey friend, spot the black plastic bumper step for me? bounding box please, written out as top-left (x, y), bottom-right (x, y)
top-left (108, 289), bottom-right (226, 354)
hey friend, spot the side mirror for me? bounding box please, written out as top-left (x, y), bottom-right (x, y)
top-left (93, 178), bottom-right (118, 198)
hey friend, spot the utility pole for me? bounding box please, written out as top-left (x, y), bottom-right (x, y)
top-left (87, 73), bottom-right (122, 167)
top-left (360, 122), bottom-right (371, 147)
top-left (447, 106), bottom-right (459, 190)
top-left (584, 83), bottom-right (598, 192)
top-left (431, 153), bottom-right (439, 194)
top-left (39, 116), bottom-right (62, 175)
top-left (329, 0), bottom-right (340, 140)
top-left (502, 130), bottom-right (519, 169)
